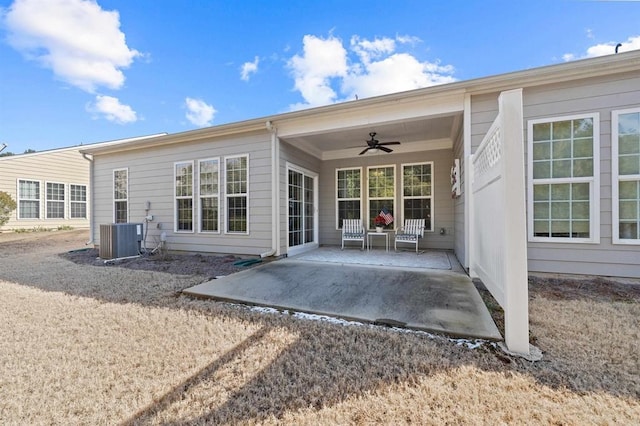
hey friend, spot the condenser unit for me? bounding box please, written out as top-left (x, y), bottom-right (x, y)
top-left (99, 223), bottom-right (143, 259)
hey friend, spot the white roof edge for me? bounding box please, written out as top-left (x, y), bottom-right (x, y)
top-left (83, 50), bottom-right (640, 156)
top-left (0, 133), bottom-right (167, 161)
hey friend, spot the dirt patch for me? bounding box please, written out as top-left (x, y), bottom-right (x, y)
top-left (62, 248), bottom-right (259, 280)
top-left (529, 274), bottom-right (640, 303)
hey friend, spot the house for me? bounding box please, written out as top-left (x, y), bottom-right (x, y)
top-left (81, 50), bottom-right (640, 279)
top-left (0, 135), bottom-right (165, 232)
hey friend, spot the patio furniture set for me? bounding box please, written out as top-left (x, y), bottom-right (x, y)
top-left (341, 219), bottom-right (425, 253)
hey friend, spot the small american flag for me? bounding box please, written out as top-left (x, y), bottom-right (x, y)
top-left (380, 207), bottom-right (394, 225)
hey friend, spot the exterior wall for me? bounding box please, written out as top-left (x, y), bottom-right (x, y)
top-left (470, 71), bottom-right (640, 277)
top-left (91, 131), bottom-right (273, 256)
top-left (0, 148), bottom-right (91, 231)
top-left (278, 141), bottom-right (322, 255)
top-left (452, 128), bottom-right (465, 265)
top-left (319, 148), bottom-right (455, 250)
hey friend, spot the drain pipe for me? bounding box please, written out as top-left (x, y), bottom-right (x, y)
top-left (260, 120), bottom-right (279, 258)
top-left (82, 152), bottom-right (95, 246)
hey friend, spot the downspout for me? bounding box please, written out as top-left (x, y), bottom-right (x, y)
top-left (463, 93), bottom-right (472, 271)
top-left (82, 153), bottom-right (95, 246)
top-left (260, 120), bottom-right (280, 258)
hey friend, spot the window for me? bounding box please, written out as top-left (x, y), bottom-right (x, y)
top-left (402, 162), bottom-right (433, 231)
top-left (225, 155), bottom-right (248, 233)
top-left (612, 108), bottom-right (640, 244)
top-left (528, 114), bottom-right (599, 242)
top-left (46, 182), bottom-right (65, 219)
top-left (336, 168), bottom-right (362, 229)
top-left (70, 184), bottom-right (87, 219)
top-left (113, 169), bottom-right (128, 223)
top-left (17, 179), bottom-right (40, 219)
top-left (175, 161), bottom-right (194, 232)
top-left (367, 165), bottom-right (395, 229)
top-left (199, 158), bottom-right (219, 232)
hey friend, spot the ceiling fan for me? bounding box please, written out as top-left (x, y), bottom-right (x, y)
top-left (359, 132), bottom-right (400, 155)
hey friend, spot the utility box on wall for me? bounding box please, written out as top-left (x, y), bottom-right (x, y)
top-left (99, 223), bottom-right (143, 259)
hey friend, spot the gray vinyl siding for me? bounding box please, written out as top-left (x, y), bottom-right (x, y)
top-left (0, 148), bottom-right (91, 230)
top-left (470, 71), bottom-right (640, 278)
top-left (91, 131), bottom-right (273, 256)
top-left (278, 141), bottom-right (321, 255)
top-left (319, 148), bottom-right (455, 250)
top-left (452, 129), bottom-right (465, 266)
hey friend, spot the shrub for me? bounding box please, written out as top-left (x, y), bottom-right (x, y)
top-left (0, 191), bottom-right (17, 227)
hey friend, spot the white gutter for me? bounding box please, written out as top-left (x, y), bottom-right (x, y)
top-left (82, 153), bottom-right (95, 246)
top-left (260, 120), bottom-right (280, 258)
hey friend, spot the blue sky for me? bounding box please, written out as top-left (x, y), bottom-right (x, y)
top-left (0, 0), bottom-right (639, 154)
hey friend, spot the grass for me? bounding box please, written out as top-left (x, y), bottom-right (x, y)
top-left (0, 230), bottom-right (639, 424)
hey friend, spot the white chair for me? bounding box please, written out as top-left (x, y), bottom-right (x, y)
top-left (341, 219), bottom-right (365, 250)
top-left (394, 219), bottom-right (425, 253)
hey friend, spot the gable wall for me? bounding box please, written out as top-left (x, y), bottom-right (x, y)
top-left (470, 71), bottom-right (640, 277)
top-left (0, 148), bottom-right (91, 231)
top-left (91, 131), bottom-right (273, 255)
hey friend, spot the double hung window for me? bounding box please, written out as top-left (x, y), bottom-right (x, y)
top-left (402, 162), bottom-right (433, 231)
top-left (70, 184), bottom-right (87, 219)
top-left (199, 158), bottom-right (219, 232)
top-left (113, 169), bottom-right (128, 223)
top-left (336, 168), bottom-right (362, 229)
top-left (18, 179), bottom-right (40, 219)
top-left (612, 108), bottom-right (640, 244)
top-left (528, 114), bottom-right (599, 242)
top-left (46, 182), bottom-right (65, 219)
top-left (175, 161), bottom-right (194, 232)
top-left (367, 166), bottom-right (395, 229)
top-left (225, 155), bottom-right (248, 233)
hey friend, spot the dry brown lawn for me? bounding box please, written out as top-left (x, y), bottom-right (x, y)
top-left (1, 230), bottom-right (639, 425)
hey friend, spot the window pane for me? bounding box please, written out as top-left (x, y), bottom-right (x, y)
top-left (533, 202), bottom-right (549, 219)
top-left (70, 185), bottom-right (87, 202)
top-left (533, 184), bottom-right (549, 201)
top-left (573, 159), bottom-right (593, 177)
top-left (201, 197), bottom-right (218, 232)
top-left (552, 121), bottom-right (571, 139)
top-left (368, 167), bottom-right (394, 198)
top-left (619, 180), bottom-right (638, 199)
top-left (618, 112), bottom-right (640, 135)
top-left (552, 160), bottom-right (572, 178)
top-left (175, 163), bottom-right (193, 197)
top-left (573, 202), bottom-right (590, 220)
top-left (199, 159), bottom-right (219, 196)
top-left (114, 201), bottom-right (127, 223)
top-left (572, 183), bottom-right (589, 200)
top-left (573, 138), bottom-right (593, 157)
top-left (619, 200), bottom-right (638, 220)
top-left (226, 157), bottom-right (248, 195)
top-left (533, 220), bottom-right (549, 236)
top-left (177, 199), bottom-right (193, 231)
top-left (532, 122), bottom-right (551, 141)
top-left (337, 200), bottom-right (360, 228)
top-left (403, 164), bottom-right (431, 197)
top-left (552, 140), bottom-right (571, 159)
top-left (114, 170), bottom-right (127, 200)
top-left (19, 200), bottom-right (39, 219)
top-left (532, 142), bottom-right (550, 161)
top-left (551, 183), bottom-right (570, 200)
top-left (619, 155), bottom-right (640, 175)
top-left (532, 161), bottom-right (550, 179)
top-left (619, 134), bottom-right (640, 155)
top-left (573, 118), bottom-right (593, 138)
top-left (619, 222), bottom-right (638, 240)
top-left (227, 196), bottom-right (247, 232)
top-left (70, 202), bottom-right (86, 219)
top-left (403, 199), bottom-right (431, 230)
top-left (551, 202), bottom-right (570, 219)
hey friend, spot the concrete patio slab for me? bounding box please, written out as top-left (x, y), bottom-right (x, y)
top-left (184, 258), bottom-right (502, 340)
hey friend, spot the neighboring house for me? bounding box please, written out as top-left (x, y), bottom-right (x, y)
top-left (0, 135), bottom-right (165, 232)
top-left (82, 50), bottom-right (640, 279)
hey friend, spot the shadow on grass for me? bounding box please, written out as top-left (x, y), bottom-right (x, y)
top-left (2, 234), bottom-right (639, 423)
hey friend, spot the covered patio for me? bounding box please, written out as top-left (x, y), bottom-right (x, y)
top-left (184, 247), bottom-right (502, 340)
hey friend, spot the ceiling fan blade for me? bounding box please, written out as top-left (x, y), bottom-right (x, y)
top-left (378, 141), bottom-right (400, 146)
top-left (379, 146), bottom-right (393, 153)
top-left (359, 147), bottom-right (370, 155)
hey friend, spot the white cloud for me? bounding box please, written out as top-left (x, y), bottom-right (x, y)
top-left (563, 35), bottom-right (640, 61)
top-left (287, 34), bottom-right (349, 109)
top-left (185, 97), bottom-right (216, 127)
top-left (87, 95), bottom-right (137, 124)
top-left (3, 0), bottom-right (140, 92)
top-left (287, 34), bottom-right (455, 110)
top-left (240, 56), bottom-right (260, 81)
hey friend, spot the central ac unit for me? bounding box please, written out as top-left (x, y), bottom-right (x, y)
top-left (99, 223), bottom-right (143, 259)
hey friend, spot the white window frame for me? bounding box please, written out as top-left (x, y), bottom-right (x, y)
top-left (401, 161), bottom-right (434, 232)
top-left (224, 154), bottom-right (249, 235)
top-left (113, 168), bottom-right (129, 223)
top-left (335, 167), bottom-right (363, 230)
top-left (612, 107), bottom-right (640, 245)
top-left (69, 183), bottom-right (88, 219)
top-left (198, 157), bottom-right (220, 233)
top-left (45, 181), bottom-right (66, 220)
top-left (17, 178), bottom-right (41, 220)
top-left (174, 161), bottom-right (195, 233)
top-left (527, 113), bottom-right (600, 243)
top-left (366, 164), bottom-right (396, 230)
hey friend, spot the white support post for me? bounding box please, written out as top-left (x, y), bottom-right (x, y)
top-left (499, 89), bottom-right (529, 355)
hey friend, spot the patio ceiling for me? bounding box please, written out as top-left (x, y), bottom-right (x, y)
top-left (278, 112), bottom-right (463, 160)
